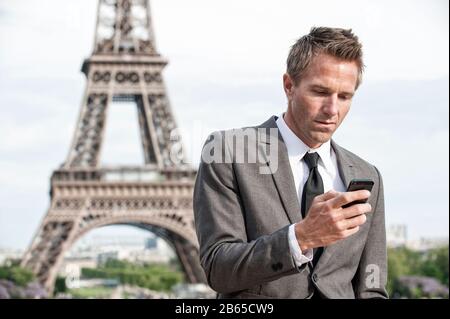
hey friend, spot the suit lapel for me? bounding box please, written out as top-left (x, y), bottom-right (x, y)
top-left (331, 139), bottom-right (356, 189)
top-left (258, 116), bottom-right (302, 224)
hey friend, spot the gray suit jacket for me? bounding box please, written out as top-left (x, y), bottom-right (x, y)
top-left (193, 116), bottom-right (388, 299)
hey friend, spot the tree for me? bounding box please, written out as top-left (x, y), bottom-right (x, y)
top-left (0, 265), bottom-right (35, 286)
top-left (388, 245), bottom-right (449, 298)
top-left (80, 259), bottom-right (184, 292)
top-left (420, 245), bottom-right (449, 286)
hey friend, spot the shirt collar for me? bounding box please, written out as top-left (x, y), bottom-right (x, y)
top-left (276, 113), bottom-right (333, 171)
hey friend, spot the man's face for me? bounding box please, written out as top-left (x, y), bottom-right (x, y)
top-left (283, 53), bottom-right (359, 148)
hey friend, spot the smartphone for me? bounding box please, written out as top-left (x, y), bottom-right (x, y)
top-left (342, 179), bottom-right (374, 208)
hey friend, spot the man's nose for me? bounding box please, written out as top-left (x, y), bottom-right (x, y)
top-left (322, 94), bottom-right (339, 116)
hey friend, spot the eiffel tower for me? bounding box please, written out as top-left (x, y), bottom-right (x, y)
top-left (21, 0), bottom-right (206, 293)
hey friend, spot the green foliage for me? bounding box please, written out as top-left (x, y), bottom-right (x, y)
top-left (0, 265), bottom-right (35, 286)
top-left (54, 276), bottom-right (67, 294)
top-left (387, 247), bottom-right (421, 293)
top-left (81, 259), bottom-right (184, 292)
top-left (69, 286), bottom-right (114, 299)
top-left (419, 246), bottom-right (449, 286)
top-left (388, 245), bottom-right (449, 297)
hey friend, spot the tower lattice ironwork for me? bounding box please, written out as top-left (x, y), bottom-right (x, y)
top-left (21, 0), bottom-right (206, 293)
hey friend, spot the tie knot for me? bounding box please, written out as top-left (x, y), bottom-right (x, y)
top-left (303, 152), bottom-right (320, 169)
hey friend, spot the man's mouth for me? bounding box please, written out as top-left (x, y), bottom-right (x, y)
top-left (315, 120), bottom-right (336, 125)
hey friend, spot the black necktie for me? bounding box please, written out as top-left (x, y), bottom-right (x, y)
top-left (301, 152), bottom-right (324, 267)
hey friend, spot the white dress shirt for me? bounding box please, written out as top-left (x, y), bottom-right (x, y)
top-left (275, 114), bottom-right (347, 267)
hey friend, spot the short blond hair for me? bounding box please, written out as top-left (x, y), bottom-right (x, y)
top-left (287, 27), bottom-right (364, 88)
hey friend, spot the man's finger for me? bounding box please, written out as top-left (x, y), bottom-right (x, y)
top-left (341, 225), bottom-right (360, 238)
top-left (342, 203), bottom-right (372, 219)
top-left (329, 190), bottom-right (371, 209)
top-left (343, 212), bottom-right (368, 228)
top-left (315, 190), bottom-right (340, 203)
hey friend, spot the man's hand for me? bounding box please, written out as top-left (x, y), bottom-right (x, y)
top-left (295, 190), bottom-right (372, 251)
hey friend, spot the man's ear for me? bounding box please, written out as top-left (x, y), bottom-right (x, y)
top-left (283, 73), bottom-right (295, 98)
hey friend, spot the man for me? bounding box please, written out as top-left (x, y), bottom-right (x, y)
top-left (193, 27), bottom-right (388, 299)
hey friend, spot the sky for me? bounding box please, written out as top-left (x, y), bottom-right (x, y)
top-left (0, 0), bottom-right (448, 250)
